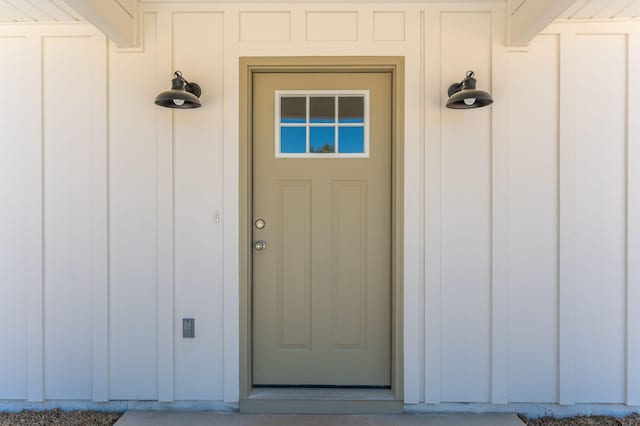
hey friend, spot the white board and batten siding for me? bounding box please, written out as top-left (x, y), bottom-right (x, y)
top-left (506, 22), bottom-right (640, 405)
top-left (109, 10), bottom-right (226, 401)
top-left (0, 1), bottom-right (640, 409)
top-left (0, 25), bottom-right (107, 401)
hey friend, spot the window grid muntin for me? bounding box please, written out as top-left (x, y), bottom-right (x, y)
top-left (276, 90), bottom-right (369, 158)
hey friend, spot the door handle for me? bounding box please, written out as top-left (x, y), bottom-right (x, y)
top-left (254, 240), bottom-right (267, 251)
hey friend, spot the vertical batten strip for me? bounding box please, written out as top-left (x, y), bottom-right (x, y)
top-left (359, 8), bottom-right (372, 42)
top-left (490, 7), bottom-right (510, 405)
top-left (424, 8), bottom-right (442, 404)
top-left (90, 30), bottom-right (109, 402)
top-left (26, 33), bottom-right (44, 403)
top-left (156, 10), bottom-right (174, 402)
top-left (223, 9), bottom-right (240, 403)
top-left (417, 8), bottom-right (426, 404)
top-left (558, 30), bottom-right (577, 406)
top-left (402, 8), bottom-right (424, 405)
top-left (626, 30), bottom-right (640, 407)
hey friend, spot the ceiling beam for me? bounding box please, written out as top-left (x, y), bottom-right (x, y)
top-left (508, 0), bottom-right (578, 46)
top-left (63, 0), bottom-right (138, 47)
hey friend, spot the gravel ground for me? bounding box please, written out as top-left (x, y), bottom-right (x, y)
top-left (1, 411), bottom-right (638, 425)
top-left (520, 415), bottom-right (640, 426)
top-left (0, 409), bottom-right (121, 426)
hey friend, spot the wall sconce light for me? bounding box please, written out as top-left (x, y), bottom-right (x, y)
top-left (446, 70), bottom-right (493, 109)
top-left (154, 71), bottom-right (202, 109)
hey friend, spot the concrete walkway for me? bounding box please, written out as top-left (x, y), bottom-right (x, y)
top-left (115, 411), bottom-right (526, 426)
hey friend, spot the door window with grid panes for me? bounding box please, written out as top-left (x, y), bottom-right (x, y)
top-left (275, 91), bottom-right (369, 158)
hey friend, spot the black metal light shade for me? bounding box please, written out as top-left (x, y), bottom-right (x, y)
top-left (155, 71), bottom-right (202, 109)
top-left (446, 70), bottom-right (493, 109)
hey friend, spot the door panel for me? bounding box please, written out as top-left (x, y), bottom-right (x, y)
top-left (276, 180), bottom-right (311, 349)
top-left (252, 72), bottom-right (391, 386)
top-left (332, 180), bottom-right (367, 350)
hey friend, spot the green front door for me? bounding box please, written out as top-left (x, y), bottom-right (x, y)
top-left (252, 72), bottom-right (392, 386)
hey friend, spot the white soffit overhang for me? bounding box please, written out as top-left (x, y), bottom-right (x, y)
top-left (511, 0), bottom-right (640, 20)
top-left (559, 0), bottom-right (640, 20)
top-left (508, 0), bottom-right (639, 45)
top-left (0, 0), bottom-right (82, 22)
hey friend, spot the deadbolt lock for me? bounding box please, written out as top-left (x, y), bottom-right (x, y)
top-left (255, 219), bottom-right (266, 229)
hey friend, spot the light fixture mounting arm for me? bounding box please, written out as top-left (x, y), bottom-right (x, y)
top-left (173, 70), bottom-right (202, 98)
top-left (448, 70), bottom-right (477, 97)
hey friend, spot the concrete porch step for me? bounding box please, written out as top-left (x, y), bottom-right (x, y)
top-left (114, 411), bottom-right (526, 426)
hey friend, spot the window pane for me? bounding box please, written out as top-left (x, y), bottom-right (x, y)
top-left (338, 127), bottom-right (364, 153)
top-left (338, 97), bottom-right (364, 123)
top-left (310, 97), bottom-right (335, 123)
top-left (310, 127), bottom-right (335, 153)
top-left (281, 127), bottom-right (306, 153)
top-left (281, 97), bottom-right (306, 123)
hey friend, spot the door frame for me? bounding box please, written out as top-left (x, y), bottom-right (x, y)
top-left (239, 56), bottom-right (405, 404)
